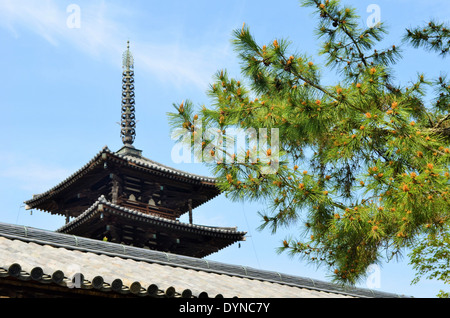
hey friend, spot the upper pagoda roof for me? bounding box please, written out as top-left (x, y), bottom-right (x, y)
top-left (24, 146), bottom-right (219, 212)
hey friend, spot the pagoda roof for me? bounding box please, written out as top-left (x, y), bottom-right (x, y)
top-left (24, 146), bottom-right (219, 213)
top-left (56, 196), bottom-right (246, 258)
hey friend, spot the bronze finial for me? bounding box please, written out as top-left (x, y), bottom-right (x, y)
top-left (120, 41), bottom-right (136, 146)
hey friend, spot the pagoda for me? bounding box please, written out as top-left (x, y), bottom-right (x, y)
top-left (24, 42), bottom-right (246, 258)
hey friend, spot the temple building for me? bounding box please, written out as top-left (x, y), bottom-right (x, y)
top-left (23, 42), bottom-right (246, 258)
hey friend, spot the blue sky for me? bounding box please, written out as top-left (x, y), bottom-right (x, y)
top-left (0, 0), bottom-right (449, 297)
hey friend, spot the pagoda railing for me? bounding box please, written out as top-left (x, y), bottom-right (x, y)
top-left (116, 198), bottom-right (177, 220)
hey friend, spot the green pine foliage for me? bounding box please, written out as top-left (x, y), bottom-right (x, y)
top-left (404, 20), bottom-right (450, 57)
top-left (168, 0), bottom-right (450, 290)
top-left (409, 225), bottom-right (450, 297)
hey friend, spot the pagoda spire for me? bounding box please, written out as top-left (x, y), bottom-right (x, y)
top-left (120, 40), bottom-right (136, 146)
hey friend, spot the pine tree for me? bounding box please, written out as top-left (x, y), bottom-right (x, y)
top-left (168, 0), bottom-right (450, 289)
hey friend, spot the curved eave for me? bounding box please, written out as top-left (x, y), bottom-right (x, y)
top-left (24, 147), bottom-right (108, 211)
top-left (57, 196), bottom-right (246, 241)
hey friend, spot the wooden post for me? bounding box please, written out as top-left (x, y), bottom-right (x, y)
top-left (188, 199), bottom-right (193, 224)
top-left (110, 173), bottom-right (121, 204)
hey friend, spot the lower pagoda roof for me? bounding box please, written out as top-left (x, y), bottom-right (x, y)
top-left (57, 196), bottom-right (246, 258)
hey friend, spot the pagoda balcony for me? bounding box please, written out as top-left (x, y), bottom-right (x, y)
top-left (116, 197), bottom-right (178, 220)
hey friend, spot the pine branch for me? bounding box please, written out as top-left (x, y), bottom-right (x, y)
top-left (404, 20), bottom-right (450, 57)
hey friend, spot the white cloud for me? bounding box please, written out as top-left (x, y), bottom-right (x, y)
top-left (0, 153), bottom-right (72, 192)
top-left (136, 41), bottom-right (233, 90)
top-left (0, 0), bottom-right (63, 44)
top-left (0, 0), bottom-right (234, 90)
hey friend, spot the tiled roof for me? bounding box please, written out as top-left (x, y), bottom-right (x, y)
top-left (0, 222), bottom-right (409, 298)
